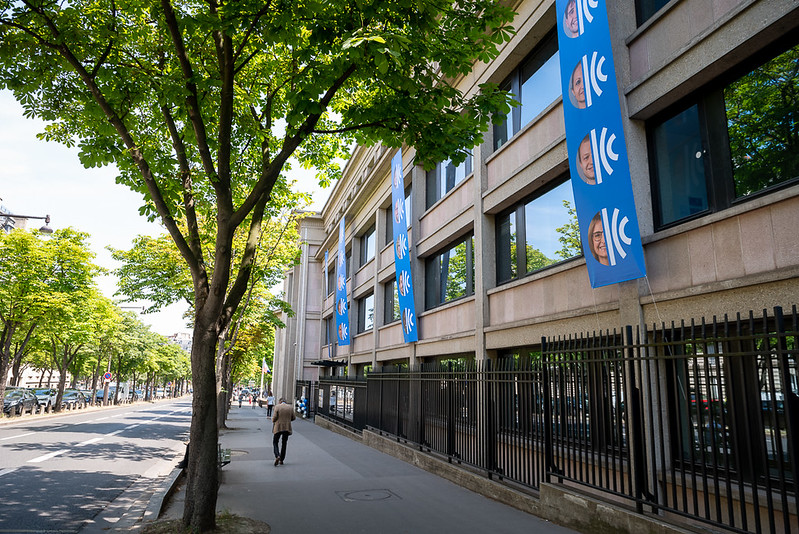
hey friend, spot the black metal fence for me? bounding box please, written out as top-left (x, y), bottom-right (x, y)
top-left (317, 376), bottom-right (367, 429)
top-left (315, 307), bottom-right (797, 533)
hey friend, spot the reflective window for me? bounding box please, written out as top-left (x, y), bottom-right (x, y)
top-left (360, 225), bottom-right (375, 266)
top-left (357, 293), bottom-right (375, 333)
top-left (496, 178), bottom-right (580, 284)
top-left (426, 153), bottom-right (473, 208)
top-left (384, 280), bottom-right (400, 324)
top-left (494, 32), bottom-right (560, 151)
top-left (425, 235), bottom-right (474, 309)
top-left (635, 0), bottom-right (670, 26)
top-left (650, 43), bottom-right (799, 229)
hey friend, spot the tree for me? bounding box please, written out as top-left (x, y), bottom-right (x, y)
top-left (0, 1), bottom-right (515, 529)
top-left (111, 205), bottom-right (304, 428)
top-left (725, 44), bottom-right (799, 196)
top-left (555, 200), bottom-right (582, 260)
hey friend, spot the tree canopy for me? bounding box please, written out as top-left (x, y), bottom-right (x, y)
top-left (0, 0), bottom-right (516, 529)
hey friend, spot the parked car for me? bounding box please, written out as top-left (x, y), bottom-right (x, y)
top-left (4, 387), bottom-right (38, 416)
top-left (32, 387), bottom-right (57, 411)
top-left (95, 387), bottom-right (117, 403)
top-left (61, 389), bottom-right (87, 410)
top-left (80, 390), bottom-right (94, 404)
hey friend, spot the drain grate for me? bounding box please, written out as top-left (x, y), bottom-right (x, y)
top-left (336, 489), bottom-right (400, 502)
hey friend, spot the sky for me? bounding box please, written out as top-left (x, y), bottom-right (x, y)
top-left (0, 89), bottom-right (330, 337)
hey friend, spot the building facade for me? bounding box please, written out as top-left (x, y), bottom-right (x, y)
top-left (277, 0), bottom-right (798, 376)
top-left (272, 213), bottom-right (326, 400)
top-left (272, 0), bottom-right (798, 531)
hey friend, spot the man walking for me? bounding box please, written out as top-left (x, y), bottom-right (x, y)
top-left (272, 397), bottom-right (295, 466)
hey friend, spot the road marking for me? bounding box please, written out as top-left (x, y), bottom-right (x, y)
top-left (28, 449), bottom-right (69, 463)
top-left (125, 425), bottom-right (139, 430)
top-left (107, 430), bottom-right (124, 437)
top-left (0, 468), bottom-right (18, 477)
top-left (0, 432), bottom-right (35, 441)
top-left (77, 437), bottom-right (103, 447)
top-left (95, 416), bottom-right (112, 421)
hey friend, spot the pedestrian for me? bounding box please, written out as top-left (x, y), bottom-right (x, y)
top-left (271, 397), bottom-right (295, 466)
top-left (266, 391), bottom-right (275, 417)
top-left (238, 391), bottom-right (243, 408)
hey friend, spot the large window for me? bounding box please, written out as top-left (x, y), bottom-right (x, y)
top-left (360, 225), bottom-right (375, 266)
top-left (426, 154), bottom-right (472, 209)
top-left (357, 293), bottom-right (375, 333)
top-left (384, 280), bottom-right (400, 324)
top-left (385, 186), bottom-right (412, 242)
top-left (425, 235), bottom-right (474, 310)
top-left (326, 267), bottom-right (335, 297)
top-left (494, 32), bottom-right (561, 151)
top-left (496, 178), bottom-right (580, 284)
top-left (650, 43), bottom-right (799, 229)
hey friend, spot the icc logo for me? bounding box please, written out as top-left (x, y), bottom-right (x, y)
top-left (589, 127), bottom-right (618, 184)
top-left (402, 308), bottom-right (415, 335)
top-left (393, 162), bottom-right (402, 189)
top-left (581, 51), bottom-right (607, 108)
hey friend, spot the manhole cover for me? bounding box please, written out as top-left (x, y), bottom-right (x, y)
top-left (336, 489), bottom-right (399, 502)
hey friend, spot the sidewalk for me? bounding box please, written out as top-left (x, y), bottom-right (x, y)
top-left (160, 404), bottom-right (579, 534)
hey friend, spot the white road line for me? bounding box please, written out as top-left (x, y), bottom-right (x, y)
top-left (0, 432), bottom-right (35, 441)
top-left (0, 468), bottom-right (18, 477)
top-left (107, 430), bottom-right (124, 437)
top-left (94, 416), bottom-right (112, 421)
top-left (125, 425), bottom-right (139, 430)
top-left (77, 437), bottom-right (103, 447)
top-left (28, 449), bottom-right (69, 463)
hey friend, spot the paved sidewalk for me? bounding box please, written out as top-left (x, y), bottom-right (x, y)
top-left (161, 405), bottom-right (579, 534)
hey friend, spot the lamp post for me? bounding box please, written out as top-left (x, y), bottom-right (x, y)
top-left (1, 213), bottom-right (53, 234)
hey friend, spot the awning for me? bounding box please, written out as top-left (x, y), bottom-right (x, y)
top-left (310, 359), bottom-right (347, 367)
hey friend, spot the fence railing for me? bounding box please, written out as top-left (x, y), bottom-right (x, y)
top-left (317, 376), bottom-right (367, 429)
top-left (317, 306), bottom-right (798, 534)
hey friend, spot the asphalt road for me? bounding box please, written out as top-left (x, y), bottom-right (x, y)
top-left (0, 399), bottom-right (191, 534)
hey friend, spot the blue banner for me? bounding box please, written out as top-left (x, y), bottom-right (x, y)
top-left (390, 150), bottom-right (419, 343)
top-left (335, 218), bottom-right (350, 346)
top-left (556, 0), bottom-right (646, 288)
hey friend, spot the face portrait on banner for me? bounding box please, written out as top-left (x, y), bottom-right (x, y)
top-left (563, 0), bottom-right (579, 38)
top-left (576, 135), bottom-right (596, 184)
top-left (588, 212), bottom-right (609, 266)
top-left (569, 62), bottom-right (586, 109)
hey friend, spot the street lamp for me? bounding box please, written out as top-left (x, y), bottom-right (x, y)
top-left (1, 213), bottom-right (53, 234)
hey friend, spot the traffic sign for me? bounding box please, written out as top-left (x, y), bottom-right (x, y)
top-left (103, 372), bottom-right (112, 381)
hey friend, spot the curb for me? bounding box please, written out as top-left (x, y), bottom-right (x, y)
top-left (143, 466), bottom-right (185, 523)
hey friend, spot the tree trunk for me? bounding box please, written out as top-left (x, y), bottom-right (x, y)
top-left (182, 320), bottom-right (219, 532)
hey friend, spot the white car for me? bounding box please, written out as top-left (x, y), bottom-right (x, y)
top-left (31, 388), bottom-right (57, 411)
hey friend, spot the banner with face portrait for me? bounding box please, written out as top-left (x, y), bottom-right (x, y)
top-left (335, 218), bottom-right (350, 346)
top-left (557, 0), bottom-right (646, 288)
top-left (390, 150), bottom-right (419, 343)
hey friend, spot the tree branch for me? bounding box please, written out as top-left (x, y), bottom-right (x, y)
top-left (160, 0), bottom-right (219, 187)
